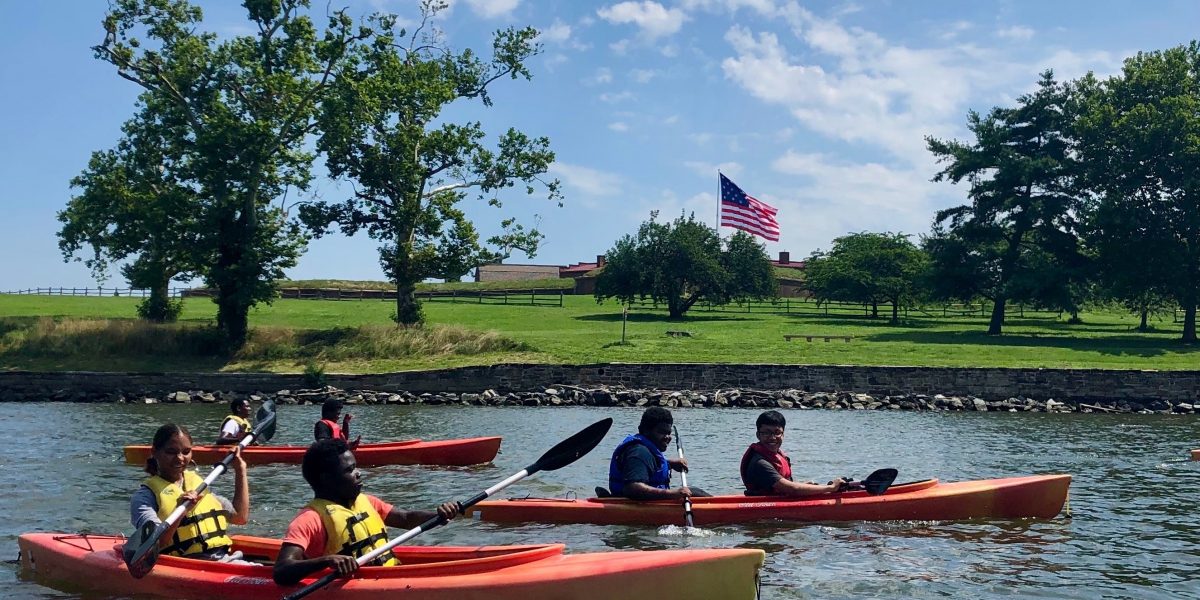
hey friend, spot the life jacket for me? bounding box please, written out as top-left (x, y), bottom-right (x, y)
top-left (142, 471), bottom-right (233, 557)
top-left (318, 419), bottom-right (346, 441)
top-left (607, 434), bottom-right (671, 497)
top-left (306, 495), bottom-right (399, 566)
top-left (740, 442), bottom-right (793, 496)
top-left (222, 414), bottom-right (251, 436)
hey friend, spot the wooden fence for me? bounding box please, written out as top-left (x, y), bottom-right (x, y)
top-left (1, 287), bottom-right (188, 298)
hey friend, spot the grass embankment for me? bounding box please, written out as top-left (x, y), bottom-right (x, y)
top-left (1, 293), bottom-right (1197, 373)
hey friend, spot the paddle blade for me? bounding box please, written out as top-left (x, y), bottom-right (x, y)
top-left (863, 468), bottom-right (898, 495)
top-left (254, 400), bottom-right (278, 443)
top-left (530, 418), bottom-right (612, 473)
top-left (124, 521), bottom-right (162, 579)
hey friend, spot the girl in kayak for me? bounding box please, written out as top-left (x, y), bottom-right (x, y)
top-left (741, 410), bottom-right (847, 496)
top-left (130, 423), bottom-right (249, 560)
top-left (273, 438), bottom-right (461, 585)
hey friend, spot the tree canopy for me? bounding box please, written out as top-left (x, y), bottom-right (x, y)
top-left (803, 232), bottom-right (928, 323)
top-left (594, 212), bottom-right (776, 319)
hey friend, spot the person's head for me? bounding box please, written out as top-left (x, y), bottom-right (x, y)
top-left (321, 398), bottom-right (344, 420)
top-left (755, 410), bottom-right (786, 452)
top-left (230, 398), bottom-right (251, 417)
top-left (302, 439), bottom-right (360, 505)
top-left (146, 423), bottom-right (194, 479)
top-left (637, 407), bottom-right (674, 451)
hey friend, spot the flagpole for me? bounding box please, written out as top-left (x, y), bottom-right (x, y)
top-left (716, 171), bottom-right (722, 237)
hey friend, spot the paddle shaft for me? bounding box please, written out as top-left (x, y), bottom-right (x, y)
top-left (673, 426), bottom-right (695, 528)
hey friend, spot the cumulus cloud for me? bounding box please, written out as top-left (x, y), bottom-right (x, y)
top-left (597, 2), bottom-right (687, 38)
top-left (683, 160), bottom-right (742, 178)
top-left (540, 21), bottom-right (572, 43)
top-left (609, 121), bottom-right (630, 132)
top-left (550, 163), bottom-right (625, 196)
top-left (630, 68), bottom-right (658, 83)
top-left (584, 67), bottom-right (613, 85)
top-left (997, 25), bottom-right (1035, 40)
top-left (463, 0), bottom-right (520, 19)
top-left (679, 0), bottom-right (778, 15)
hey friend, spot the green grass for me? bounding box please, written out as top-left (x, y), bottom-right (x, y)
top-left (0, 294), bottom-right (1196, 373)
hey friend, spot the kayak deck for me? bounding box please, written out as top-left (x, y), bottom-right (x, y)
top-left (467, 474), bottom-right (1072, 526)
top-left (18, 533), bottom-right (764, 600)
top-left (122, 436), bottom-right (502, 467)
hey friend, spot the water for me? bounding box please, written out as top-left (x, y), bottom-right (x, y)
top-left (3, 402), bottom-right (1199, 599)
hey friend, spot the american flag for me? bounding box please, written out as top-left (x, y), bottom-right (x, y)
top-left (719, 174), bottom-right (779, 242)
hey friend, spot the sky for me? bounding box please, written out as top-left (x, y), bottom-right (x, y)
top-left (2, 0), bottom-right (1198, 290)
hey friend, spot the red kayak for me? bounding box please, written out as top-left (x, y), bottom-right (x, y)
top-left (18, 533), bottom-right (764, 600)
top-left (123, 437), bottom-right (501, 467)
top-left (467, 475), bottom-right (1071, 526)
top-left (1191, 449), bottom-right (1199, 461)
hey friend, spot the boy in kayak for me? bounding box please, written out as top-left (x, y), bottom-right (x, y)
top-left (215, 398), bottom-right (253, 445)
top-left (130, 423), bottom-right (249, 561)
top-left (272, 438), bottom-right (461, 584)
top-left (606, 407), bottom-right (708, 500)
top-left (741, 410), bottom-right (847, 496)
top-left (315, 398), bottom-right (362, 449)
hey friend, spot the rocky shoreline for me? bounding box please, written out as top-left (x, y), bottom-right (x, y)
top-left (27, 385), bottom-right (1199, 415)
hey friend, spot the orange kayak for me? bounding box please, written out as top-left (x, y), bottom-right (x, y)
top-left (1191, 449), bottom-right (1199, 461)
top-left (122, 437), bottom-right (501, 467)
top-left (467, 475), bottom-right (1071, 526)
top-left (18, 533), bottom-right (764, 600)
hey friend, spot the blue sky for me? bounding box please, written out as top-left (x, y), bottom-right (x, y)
top-left (2, 0), bottom-right (1198, 290)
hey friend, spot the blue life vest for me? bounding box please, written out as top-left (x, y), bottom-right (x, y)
top-left (608, 434), bottom-right (671, 496)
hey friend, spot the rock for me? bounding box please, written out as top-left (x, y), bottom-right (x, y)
top-left (971, 398), bottom-right (988, 412)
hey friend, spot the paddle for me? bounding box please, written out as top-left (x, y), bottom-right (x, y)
top-left (672, 425), bottom-right (695, 528)
top-left (281, 417), bottom-right (614, 600)
top-left (123, 400), bottom-right (278, 578)
top-left (841, 468), bottom-right (898, 495)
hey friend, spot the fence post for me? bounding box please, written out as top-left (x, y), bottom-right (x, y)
top-left (559, 290), bottom-right (564, 307)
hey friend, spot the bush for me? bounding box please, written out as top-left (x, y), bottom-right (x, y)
top-left (136, 296), bottom-right (184, 323)
top-left (302, 361), bottom-right (327, 388)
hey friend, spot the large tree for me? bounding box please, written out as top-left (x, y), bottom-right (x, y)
top-left (925, 71), bottom-right (1085, 335)
top-left (298, 2), bottom-right (559, 325)
top-left (1073, 43), bottom-right (1200, 342)
top-left (595, 212), bottom-right (776, 319)
top-left (803, 232), bottom-right (929, 323)
top-left (93, 0), bottom-right (365, 345)
top-left (58, 105), bottom-right (201, 321)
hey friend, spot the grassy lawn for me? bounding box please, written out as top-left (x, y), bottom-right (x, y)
top-left (1, 294), bottom-right (1197, 373)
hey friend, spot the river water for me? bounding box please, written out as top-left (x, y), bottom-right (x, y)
top-left (2, 402), bottom-right (1198, 599)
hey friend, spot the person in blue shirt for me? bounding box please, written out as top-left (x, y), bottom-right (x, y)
top-left (606, 407), bottom-right (709, 500)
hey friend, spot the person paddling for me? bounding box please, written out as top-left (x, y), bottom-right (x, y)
top-left (607, 407), bottom-right (709, 501)
top-left (273, 439), bottom-right (461, 585)
top-left (315, 399), bottom-right (361, 449)
top-left (215, 398), bottom-right (254, 445)
top-left (130, 423), bottom-right (249, 561)
top-left (741, 410), bottom-right (847, 497)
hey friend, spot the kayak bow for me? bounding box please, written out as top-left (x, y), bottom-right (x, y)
top-left (467, 474), bottom-right (1071, 526)
top-left (123, 437), bottom-right (501, 467)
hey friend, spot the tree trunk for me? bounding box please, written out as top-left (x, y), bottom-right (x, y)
top-left (392, 233), bottom-right (424, 326)
top-left (987, 297), bottom-right (1006, 335)
top-left (1183, 303), bottom-right (1196, 343)
top-left (1139, 308), bottom-right (1148, 332)
top-left (891, 300), bottom-right (899, 324)
top-left (871, 301), bottom-right (878, 318)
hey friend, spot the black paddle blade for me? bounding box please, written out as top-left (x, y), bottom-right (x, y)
top-left (862, 468), bottom-right (898, 495)
top-left (125, 520), bottom-right (162, 579)
top-left (531, 418), bottom-right (613, 473)
top-left (255, 399), bottom-right (278, 443)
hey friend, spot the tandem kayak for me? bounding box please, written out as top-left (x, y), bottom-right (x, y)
top-left (123, 437), bottom-right (502, 467)
top-left (467, 474), bottom-right (1071, 526)
top-left (18, 533), bottom-right (764, 600)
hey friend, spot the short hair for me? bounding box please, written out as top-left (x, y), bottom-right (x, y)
top-left (230, 398), bottom-right (249, 413)
top-left (638, 406), bottom-right (673, 433)
top-left (303, 438), bottom-right (350, 488)
top-left (321, 398), bottom-right (344, 419)
top-left (145, 423), bottom-right (192, 476)
top-left (756, 410), bottom-right (786, 430)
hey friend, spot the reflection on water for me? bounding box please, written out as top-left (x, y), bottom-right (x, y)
top-left (2, 403), bottom-right (1199, 598)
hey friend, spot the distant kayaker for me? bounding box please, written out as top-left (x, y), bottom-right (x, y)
top-left (272, 438), bottom-right (461, 585)
top-left (130, 423), bottom-right (249, 561)
top-left (741, 410), bottom-right (848, 496)
top-left (607, 407), bottom-right (709, 501)
top-left (314, 398), bottom-right (361, 449)
top-left (215, 398), bottom-right (254, 445)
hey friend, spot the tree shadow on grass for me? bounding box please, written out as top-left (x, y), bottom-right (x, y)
top-left (862, 329), bottom-right (1198, 358)
top-left (574, 313), bottom-right (753, 323)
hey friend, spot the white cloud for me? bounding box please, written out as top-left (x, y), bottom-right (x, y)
top-left (630, 68), bottom-right (658, 83)
top-left (584, 67), bottom-right (613, 85)
top-left (663, 114), bottom-right (681, 125)
top-left (938, 20), bottom-right (973, 41)
top-left (610, 39), bottom-right (633, 54)
top-left (609, 121), bottom-right (630, 132)
top-left (683, 161), bottom-right (742, 178)
top-left (600, 90), bottom-right (636, 103)
top-left (464, 0), bottom-right (520, 19)
top-left (997, 25), bottom-right (1035, 41)
top-left (679, 0), bottom-right (778, 15)
top-left (597, 2), bottom-right (686, 38)
top-left (550, 163), bottom-right (624, 196)
top-left (540, 21), bottom-right (572, 43)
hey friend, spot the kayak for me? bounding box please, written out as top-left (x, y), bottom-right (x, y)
top-left (123, 437), bottom-right (501, 467)
top-left (18, 533), bottom-right (764, 600)
top-left (1192, 449), bottom-right (1199, 461)
top-left (466, 474), bottom-right (1071, 526)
